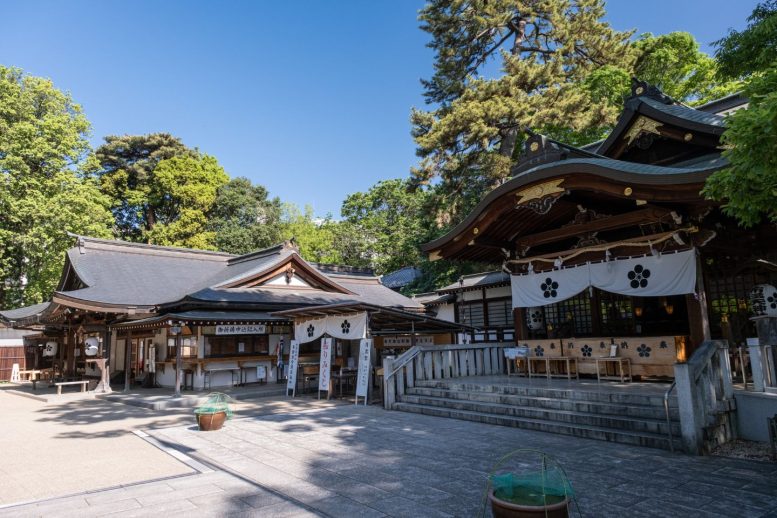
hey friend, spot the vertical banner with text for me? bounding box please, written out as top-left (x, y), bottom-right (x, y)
top-left (355, 339), bottom-right (372, 404)
top-left (319, 338), bottom-right (332, 393)
top-left (286, 340), bottom-right (300, 396)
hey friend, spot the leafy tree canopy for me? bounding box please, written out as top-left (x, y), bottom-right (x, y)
top-left (142, 154), bottom-right (229, 249)
top-left (208, 177), bottom-right (283, 255)
top-left (0, 66), bottom-right (113, 306)
top-left (340, 179), bottom-right (435, 275)
top-left (96, 133), bottom-right (229, 248)
top-left (703, 2), bottom-right (777, 226)
top-left (280, 204), bottom-right (344, 265)
top-left (714, 0), bottom-right (777, 78)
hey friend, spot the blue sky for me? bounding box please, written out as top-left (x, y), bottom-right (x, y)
top-left (1, 1), bottom-right (758, 217)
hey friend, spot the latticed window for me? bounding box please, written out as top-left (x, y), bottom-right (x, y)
top-left (544, 293), bottom-right (593, 336)
top-left (459, 302), bottom-right (485, 328)
top-left (486, 299), bottom-right (512, 327)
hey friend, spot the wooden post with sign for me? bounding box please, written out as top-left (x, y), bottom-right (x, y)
top-left (286, 340), bottom-right (300, 397)
top-left (355, 339), bottom-right (372, 405)
top-left (318, 337), bottom-right (332, 400)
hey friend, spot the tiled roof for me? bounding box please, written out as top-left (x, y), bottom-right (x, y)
top-left (45, 235), bottom-right (420, 312)
top-left (381, 267), bottom-right (422, 289)
top-left (437, 271), bottom-right (510, 292)
top-left (0, 302), bottom-right (51, 323)
top-left (637, 97), bottom-right (725, 127)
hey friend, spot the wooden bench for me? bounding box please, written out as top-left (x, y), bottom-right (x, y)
top-left (55, 380), bottom-right (90, 395)
top-left (595, 357), bottom-right (632, 382)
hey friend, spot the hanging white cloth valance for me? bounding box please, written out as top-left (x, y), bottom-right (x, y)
top-left (295, 317), bottom-right (327, 344)
top-left (511, 249), bottom-right (697, 308)
top-left (294, 312), bottom-right (367, 343)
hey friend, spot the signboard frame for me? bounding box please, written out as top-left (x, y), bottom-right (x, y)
top-left (286, 340), bottom-right (300, 396)
top-left (318, 337), bottom-right (332, 398)
top-left (355, 339), bottom-right (372, 405)
top-left (215, 324), bottom-right (267, 335)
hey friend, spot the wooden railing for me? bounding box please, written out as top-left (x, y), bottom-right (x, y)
top-left (674, 340), bottom-right (735, 454)
top-left (382, 343), bottom-right (510, 410)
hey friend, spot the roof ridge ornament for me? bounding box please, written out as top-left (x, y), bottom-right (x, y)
top-left (630, 78), bottom-right (675, 105)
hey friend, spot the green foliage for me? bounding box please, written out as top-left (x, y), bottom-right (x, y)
top-left (0, 66), bottom-right (113, 306)
top-left (715, 1), bottom-right (777, 78)
top-left (96, 134), bottom-right (229, 248)
top-left (632, 32), bottom-right (741, 105)
top-left (143, 154), bottom-right (229, 249)
top-left (340, 179), bottom-right (434, 275)
top-left (703, 67), bottom-right (777, 226)
top-left (207, 177), bottom-right (283, 255)
top-left (703, 2), bottom-right (777, 227)
top-left (279, 204), bottom-right (344, 265)
top-left (95, 133), bottom-right (193, 240)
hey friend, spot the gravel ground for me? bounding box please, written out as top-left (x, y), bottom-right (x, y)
top-left (711, 439), bottom-right (776, 462)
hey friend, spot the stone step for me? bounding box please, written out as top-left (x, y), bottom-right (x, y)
top-left (400, 394), bottom-right (681, 436)
top-left (414, 379), bottom-right (675, 408)
top-left (394, 402), bottom-right (680, 450)
top-left (405, 386), bottom-right (680, 421)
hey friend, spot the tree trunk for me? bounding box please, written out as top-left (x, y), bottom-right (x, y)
top-left (499, 17), bottom-right (528, 162)
top-left (145, 206), bottom-right (156, 232)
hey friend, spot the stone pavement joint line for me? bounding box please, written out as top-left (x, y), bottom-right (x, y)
top-left (4, 403), bottom-right (777, 517)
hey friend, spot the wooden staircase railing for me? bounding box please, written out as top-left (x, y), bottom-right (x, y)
top-left (382, 343), bottom-right (510, 410)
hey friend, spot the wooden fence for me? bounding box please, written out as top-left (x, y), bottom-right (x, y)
top-left (0, 346), bottom-right (26, 381)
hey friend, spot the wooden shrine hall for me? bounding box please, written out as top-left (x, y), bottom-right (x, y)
top-left (421, 79), bottom-right (777, 379)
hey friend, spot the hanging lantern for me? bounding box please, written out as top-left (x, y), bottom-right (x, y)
top-left (84, 337), bottom-right (100, 357)
top-left (526, 307), bottom-right (545, 331)
top-left (43, 341), bottom-right (58, 357)
top-left (749, 284), bottom-right (777, 317)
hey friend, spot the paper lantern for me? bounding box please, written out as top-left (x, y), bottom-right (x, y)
top-left (526, 307), bottom-right (545, 331)
top-left (43, 341), bottom-right (58, 357)
top-left (84, 337), bottom-right (100, 357)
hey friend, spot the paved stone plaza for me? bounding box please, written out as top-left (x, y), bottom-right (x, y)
top-left (2, 398), bottom-right (777, 518)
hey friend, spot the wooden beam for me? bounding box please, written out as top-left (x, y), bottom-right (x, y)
top-left (510, 229), bottom-right (691, 265)
top-left (473, 236), bottom-right (513, 250)
top-left (515, 207), bottom-right (673, 249)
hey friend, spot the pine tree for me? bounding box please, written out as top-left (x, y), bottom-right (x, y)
top-left (412, 0), bottom-right (635, 223)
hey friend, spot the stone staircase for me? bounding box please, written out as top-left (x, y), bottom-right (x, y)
top-left (393, 379), bottom-right (682, 450)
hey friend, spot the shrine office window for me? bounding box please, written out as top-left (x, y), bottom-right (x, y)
top-left (166, 336), bottom-right (198, 358)
top-left (460, 302), bottom-right (485, 328)
top-left (204, 335), bottom-right (270, 357)
top-left (486, 299), bottom-right (512, 328)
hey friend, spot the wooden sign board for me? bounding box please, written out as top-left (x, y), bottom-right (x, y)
top-left (286, 340), bottom-right (300, 396)
top-left (216, 324), bottom-right (266, 335)
top-left (355, 339), bottom-right (372, 404)
top-left (318, 338), bottom-right (332, 396)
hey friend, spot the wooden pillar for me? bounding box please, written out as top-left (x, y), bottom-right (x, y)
top-left (687, 252), bottom-right (712, 354)
top-left (513, 307), bottom-right (527, 342)
top-left (124, 330), bottom-right (132, 392)
top-left (174, 330), bottom-right (182, 397)
top-left (66, 327), bottom-right (76, 377)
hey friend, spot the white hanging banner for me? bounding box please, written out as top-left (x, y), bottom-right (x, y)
top-left (511, 263), bottom-right (591, 308)
top-left (355, 339), bottom-right (372, 402)
top-left (295, 317), bottom-right (326, 344)
top-left (318, 337), bottom-right (332, 392)
top-left (286, 340), bottom-right (300, 396)
top-left (589, 249), bottom-right (697, 297)
top-left (325, 312), bottom-right (367, 340)
top-left (511, 249), bottom-right (697, 308)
